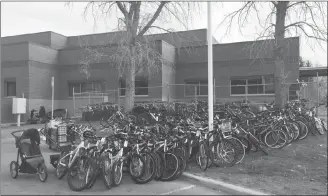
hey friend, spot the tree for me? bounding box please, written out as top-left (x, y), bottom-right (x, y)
top-left (299, 56), bottom-right (305, 67)
top-left (68, 1), bottom-right (201, 112)
top-left (305, 60), bottom-right (311, 67)
top-left (219, 1), bottom-right (327, 108)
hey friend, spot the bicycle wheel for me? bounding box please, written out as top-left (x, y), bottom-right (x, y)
top-left (264, 129), bottom-right (287, 149)
top-left (131, 152), bottom-right (156, 184)
top-left (307, 119), bottom-right (317, 136)
top-left (211, 139), bottom-right (238, 167)
top-left (10, 161), bottom-right (18, 179)
top-left (171, 151), bottom-right (186, 180)
top-left (295, 120), bottom-right (309, 140)
top-left (287, 122), bottom-right (300, 141)
top-left (321, 120), bottom-right (327, 132)
top-left (314, 118), bottom-right (325, 135)
top-left (233, 134), bottom-right (251, 153)
top-left (277, 125), bottom-right (293, 144)
top-left (129, 153), bottom-right (145, 179)
top-left (196, 141), bottom-right (210, 171)
top-left (160, 152), bottom-right (179, 181)
top-left (248, 134), bottom-right (268, 155)
top-left (56, 152), bottom-right (69, 180)
top-left (102, 155), bottom-right (113, 190)
top-left (67, 155), bottom-right (97, 192)
top-left (154, 152), bottom-right (164, 180)
top-left (112, 159), bottom-right (123, 186)
top-left (227, 137), bottom-right (245, 164)
top-left (37, 163), bottom-right (48, 182)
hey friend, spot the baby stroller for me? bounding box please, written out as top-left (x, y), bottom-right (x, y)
top-left (10, 129), bottom-right (48, 182)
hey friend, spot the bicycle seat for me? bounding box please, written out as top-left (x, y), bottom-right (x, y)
top-left (175, 135), bottom-right (185, 140)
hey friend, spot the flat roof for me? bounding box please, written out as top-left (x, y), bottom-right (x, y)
top-left (299, 66), bottom-right (328, 77)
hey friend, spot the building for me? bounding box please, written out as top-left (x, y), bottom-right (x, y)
top-left (1, 29), bottom-right (301, 123)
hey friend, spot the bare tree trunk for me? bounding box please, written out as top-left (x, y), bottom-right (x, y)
top-left (274, 2), bottom-right (288, 108)
top-left (125, 46), bottom-right (136, 113)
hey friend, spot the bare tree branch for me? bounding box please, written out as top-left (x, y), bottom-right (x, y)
top-left (116, 2), bottom-right (128, 18)
top-left (137, 2), bottom-right (167, 36)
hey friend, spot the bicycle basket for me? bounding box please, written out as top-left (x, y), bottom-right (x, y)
top-left (219, 120), bottom-right (232, 133)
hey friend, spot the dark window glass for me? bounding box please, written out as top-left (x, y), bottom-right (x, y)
top-left (231, 79), bottom-right (246, 86)
top-left (231, 86), bottom-right (246, 95)
top-left (135, 78), bottom-right (148, 96)
top-left (5, 81), bottom-right (16, 97)
top-left (119, 77), bottom-right (148, 96)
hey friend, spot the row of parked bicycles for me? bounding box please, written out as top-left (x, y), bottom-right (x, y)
top-left (43, 99), bottom-right (326, 191)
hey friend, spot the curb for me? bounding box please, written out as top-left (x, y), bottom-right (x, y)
top-left (181, 172), bottom-right (272, 195)
top-left (1, 122), bottom-right (27, 128)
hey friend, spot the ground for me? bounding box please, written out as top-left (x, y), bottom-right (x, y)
top-left (188, 106), bottom-right (328, 195)
top-left (1, 106), bottom-right (327, 195)
top-left (0, 124), bottom-right (227, 195)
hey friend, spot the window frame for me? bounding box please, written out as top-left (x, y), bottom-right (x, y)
top-left (119, 76), bottom-right (149, 97)
top-left (4, 79), bottom-right (17, 97)
top-left (184, 80), bottom-right (208, 97)
top-left (68, 80), bottom-right (104, 97)
top-left (230, 75), bottom-right (275, 96)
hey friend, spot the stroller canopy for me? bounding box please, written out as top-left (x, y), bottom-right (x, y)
top-left (21, 128), bottom-right (41, 145)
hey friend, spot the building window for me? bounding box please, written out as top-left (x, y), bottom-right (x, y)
top-left (4, 79), bottom-right (16, 97)
top-left (68, 81), bottom-right (104, 97)
top-left (184, 80), bottom-right (208, 96)
top-left (230, 75), bottom-right (274, 95)
top-left (119, 77), bottom-right (148, 96)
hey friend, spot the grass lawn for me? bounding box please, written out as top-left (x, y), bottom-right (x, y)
top-left (188, 106), bottom-right (327, 195)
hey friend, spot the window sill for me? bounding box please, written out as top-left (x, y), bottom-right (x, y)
top-left (68, 96), bottom-right (106, 99)
top-left (4, 96), bottom-right (17, 99)
top-left (184, 95), bottom-right (208, 97)
top-left (230, 94), bottom-right (275, 97)
top-left (119, 95), bottom-right (149, 97)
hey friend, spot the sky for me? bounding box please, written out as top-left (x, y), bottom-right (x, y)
top-left (1, 2), bottom-right (327, 66)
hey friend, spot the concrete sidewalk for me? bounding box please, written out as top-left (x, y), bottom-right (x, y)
top-left (181, 172), bottom-right (271, 195)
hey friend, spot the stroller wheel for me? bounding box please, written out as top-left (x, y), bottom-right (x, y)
top-left (10, 161), bottom-right (19, 179)
top-left (38, 163), bottom-right (48, 182)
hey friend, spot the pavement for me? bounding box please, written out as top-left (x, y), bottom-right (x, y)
top-left (0, 125), bottom-right (229, 195)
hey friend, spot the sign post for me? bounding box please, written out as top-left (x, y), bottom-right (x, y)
top-left (51, 77), bottom-right (54, 120)
top-left (207, 2), bottom-right (214, 132)
top-left (12, 98), bottom-right (26, 127)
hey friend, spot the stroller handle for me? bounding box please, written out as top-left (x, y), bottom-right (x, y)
top-left (11, 130), bottom-right (25, 139)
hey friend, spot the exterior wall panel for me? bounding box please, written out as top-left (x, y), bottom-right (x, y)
top-left (1, 61), bottom-right (29, 123)
top-left (1, 43), bottom-right (29, 62)
top-left (29, 44), bottom-right (58, 64)
top-left (1, 32), bottom-right (51, 47)
top-left (1, 31), bottom-right (301, 123)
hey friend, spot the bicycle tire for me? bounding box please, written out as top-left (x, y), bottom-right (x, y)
top-left (102, 155), bottom-right (113, 190)
top-left (264, 129), bottom-right (287, 149)
top-left (295, 120), bottom-right (309, 140)
top-left (210, 139), bottom-right (238, 167)
top-left (196, 141), bottom-right (210, 171)
top-left (314, 119), bottom-right (325, 135)
top-left (233, 134), bottom-right (251, 153)
top-left (171, 151), bottom-right (186, 180)
top-left (160, 152), bottom-right (179, 181)
top-left (66, 155), bottom-right (97, 192)
top-left (128, 153), bottom-right (146, 179)
top-left (227, 137), bottom-right (245, 164)
top-left (248, 134), bottom-right (268, 155)
top-left (154, 152), bottom-right (163, 180)
top-left (288, 121), bottom-right (301, 141)
top-left (131, 152), bottom-right (156, 184)
top-left (55, 152), bottom-right (68, 180)
top-left (112, 159), bottom-right (123, 186)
